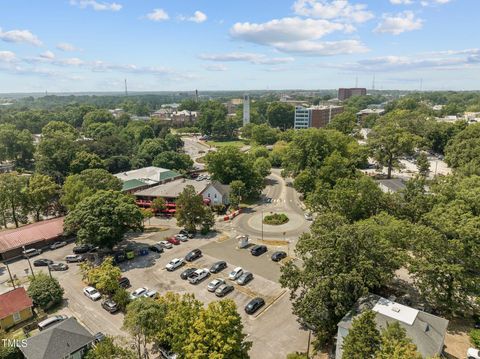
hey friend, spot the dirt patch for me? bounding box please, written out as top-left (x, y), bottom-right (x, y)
top-left (444, 318), bottom-right (474, 359)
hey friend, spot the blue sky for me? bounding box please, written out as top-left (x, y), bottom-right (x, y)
top-left (0, 0), bottom-right (479, 92)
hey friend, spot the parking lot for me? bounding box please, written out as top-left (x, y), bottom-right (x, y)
top-left (0, 229), bottom-right (309, 358)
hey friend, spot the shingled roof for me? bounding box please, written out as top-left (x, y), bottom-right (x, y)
top-left (0, 287), bottom-right (33, 319)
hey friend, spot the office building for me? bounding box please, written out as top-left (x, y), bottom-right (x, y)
top-left (338, 88), bottom-right (367, 101)
top-left (294, 105), bottom-right (344, 129)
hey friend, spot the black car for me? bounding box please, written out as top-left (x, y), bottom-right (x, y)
top-left (48, 263), bottom-right (69, 271)
top-left (215, 284), bottom-right (234, 297)
top-left (102, 299), bottom-right (119, 313)
top-left (149, 244), bottom-right (164, 253)
top-left (185, 249), bottom-right (202, 262)
top-left (245, 297), bottom-right (265, 315)
top-left (118, 277), bottom-right (130, 288)
top-left (73, 244), bottom-right (93, 254)
top-left (271, 251), bottom-right (287, 262)
top-left (180, 267), bottom-right (197, 280)
top-left (33, 259), bottom-right (54, 267)
top-left (179, 229), bottom-right (195, 238)
top-left (251, 245), bottom-right (267, 256)
top-left (210, 261), bottom-right (227, 273)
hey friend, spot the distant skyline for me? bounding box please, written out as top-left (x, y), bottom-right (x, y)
top-left (0, 0), bottom-right (479, 93)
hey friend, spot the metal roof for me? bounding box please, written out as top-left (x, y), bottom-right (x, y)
top-left (0, 217), bottom-right (64, 253)
top-left (134, 178), bottom-right (209, 198)
top-left (0, 287), bottom-right (33, 319)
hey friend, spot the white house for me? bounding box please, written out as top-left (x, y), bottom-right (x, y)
top-left (202, 181), bottom-right (231, 206)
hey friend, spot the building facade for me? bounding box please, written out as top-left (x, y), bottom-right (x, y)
top-left (294, 106), bottom-right (344, 129)
top-left (0, 288), bottom-right (34, 330)
top-left (338, 88), bottom-right (367, 101)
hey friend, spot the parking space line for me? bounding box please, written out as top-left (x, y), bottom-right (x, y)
top-left (252, 289), bottom-right (287, 320)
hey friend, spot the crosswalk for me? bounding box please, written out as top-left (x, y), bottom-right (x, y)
top-left (265, 199), bottom-right (294, 204)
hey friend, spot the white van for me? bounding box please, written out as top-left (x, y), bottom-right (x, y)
top-left (37, 315), bottom-right (67, 331)
top-left (22, 248), bottom-right (42, 258)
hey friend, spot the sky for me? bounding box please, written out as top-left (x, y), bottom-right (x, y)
top-left (0, 0), bottom-right (479, 93)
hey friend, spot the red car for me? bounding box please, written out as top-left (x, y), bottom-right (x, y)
top-left (167, 236), bottom-right (180, 245)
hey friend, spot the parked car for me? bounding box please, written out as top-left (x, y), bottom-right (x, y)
top-left (251, 245), bottom-right (267, 256)
top-left (48, 263), bottom-right (69, 271)
top-left (94, 332), bottom-right (106, 343)
top-left (179, 229), bottom-right (195, 238)
top-left (185, 249), bottom-right (202, 262)
top-left (207, 278), bottom-right (225, 292)
top-left (215, 284), bottom-right (234, 297)
top-left (149, 244), bottom-right (164, 253)
top-left (188, 268), bottom-right (210, 284)
top-left (73, 244), bottom-right (93, 254)
top-left (158, 241), bottom-right (173, 249)
top-left (468, 348), bottom-right (480, 359)
top-left (22, 248), bottom-right (42, 258)
top-left (118, 277), bottom-right (130, 288)
top-left (50, 241), bottom-right (67, 250)
top-left (38, 315), bottom-right (68, 331)
top-left (237, 272), bottom-right (254, 286)
top-left (65, 254), bottom-right (85, 263)
top-left (159, 347), bottom-right (178, 359)
top-left (130, 287), bottom-right (148, 300)
top-left (229, 267), bottom-right (244, 280)
top-left (175, 234), bottom-right (188, 242)
top-left (180, 267), bottom-right (197, 280)
top-left (144, 289), bottom-right (158, 299)
top-left (245, 297), bottom-right (265, 315)
top-left (209, 261), bottom-right (227, 273)
top-left (271, 251), bottom-right (287, 262)
top-left (83, 286), bottom-right (101, 301)
top-left (166, 258), bottom-right (185, 271)
top-left (304, 212), bottom-right (313, 221)
top-left (101, 299), bottom-right (119, 313)
top-left (167, 236), bottom-right (181, 245)
top-left (33, 259), bottom-right (53, 267)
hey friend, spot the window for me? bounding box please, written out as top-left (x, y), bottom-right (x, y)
top-left (208, 193), bottom-right (211, 198)
top-left (214, 194), bottom-right (217, 198)
top-left (13, 311), bottom-right (21, 323)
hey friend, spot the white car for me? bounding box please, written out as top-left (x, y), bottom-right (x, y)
top-left (468, 348), bottom-right (480, 359)
top-left (188, 268), bottom-right (210, 284)
top-left (83, 286), bottom-right (101, 301)
top-left (166, 258), bottom-right (184, 271)
top-left (207, 278), bottom-right (225, 292)
top-left (304, 212), bottom-right (313, 221)
top-left (143, 289), bottom-right (158, 299)
top-left (158, 241), bottom-right (173, 249)
top-left (130, 287), bottom-right (148, 300)
top-left (175, 234), bottom-right (188, 242)
top-left (228, 267), bottom-right (244, 280)
top-left (50, 241), bottom-right (67, 250)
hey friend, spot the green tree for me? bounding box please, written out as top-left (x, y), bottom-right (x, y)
top-left (184, 299), bottom-right (251, 359)
top-left (135, 138), bottom-right (168, 166)
top-left (85, 336), bottom-right (135, 359)
top-left (82, 109), bottom-right (115, 128)
top-left (123, 298), bottom-right (166, 359)
top-left (0, 172), bottom-right (28, 228)
top-left (70, 151), bottom-right (105, 174)
top-left (112, 287), bottom-right (131, 312)
top-left (175, 185), bottom-right (207, 233)
top-left (229, 180), bottom-right (246, 209)
top-left (251, 124), bottom-right (280, 145)
top-left (27, 272), bottom-right (64, 310)
top-left (153, 151), bottom-right (193, 172)
top-left (61, 169), bottom-right (123, 211)
top-left (266, 102), bottom-right (294, 129)
top-left (342, 310), bottom-right (380, 359)
top-left (253, 157), bottom-right (271, 178)
top-left (197, 101), bottom-right (232, 138)
top-left (327, 111), bottom-right (358, 135)
top-left (200, 207), bottom-right (215, 234)
top-left (416, 152), bottom-right (430, 178)
top-left (64, 190), bottom-right (144, 249)
top-left (83, 257), bottom-right (122, 295)
top-left (27, 174), bottom-right (60, 222)
top-left (286, 353), bottom-right (308, 359)
top-left (368, 119), bottom-right (418, 179)
top-left (376, 322), bottom-right (422, 359)
top-left (445, 123), bottom-right (480, 174)
top-left (0, 124), bottom-right (34, 167)
top-left (151, 197), bottom-right (166, 213)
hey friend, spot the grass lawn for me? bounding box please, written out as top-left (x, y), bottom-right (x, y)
top-left (205, 140), bottom-right (247, 149)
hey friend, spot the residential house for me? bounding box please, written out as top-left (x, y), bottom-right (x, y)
top-left (20, 317), bottom-right (95, 359)
top-left (336, 294), bottom-right (449, 359)
top-left (0, 288), bottom-right (34, 330)
top-left (202, 181), bottom-right (231, 205)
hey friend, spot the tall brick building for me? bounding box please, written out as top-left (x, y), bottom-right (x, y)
top-left (338, 88), bottom-right (367, 101)
top-left (294, 105), bottom-right (344, 129)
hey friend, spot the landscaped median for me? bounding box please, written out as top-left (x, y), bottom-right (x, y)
top-left (263, 213), bottom-right (289, 225)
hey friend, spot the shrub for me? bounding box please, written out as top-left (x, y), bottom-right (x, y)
top-left (470, 329), bottom-right (480, 348)
top-left (263, 213), bottom-right (289, 225)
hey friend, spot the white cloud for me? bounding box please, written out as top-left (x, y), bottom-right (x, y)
top-left (421, 0), bottom-right (451, 6)
top-left (56, 43), bottom-right (78, 52)
top-left (0, 51), bottom-right (16, 62)
top-left (146, 9), bottom-right (170, 22)
top-left (203, 64), bottom-right (228, 71)
top-left (274, 39), bottom-right (368, 56)
top-left (188, 11), bottom-right (207, 23)
top-left (70, 0), bottom-right (122, 11)
top-left (40, 51), bottom-right (55, 60)
top-left (374, 11), bottom-right (423, 35)
top-left (200, 52), bottom-right (295, 65)
top-left (0, 28), bottom-right (42, 46)
top-left (293, 0), bottom-right (374, 23)
top-left (390, 0), bottom-right (413, 4)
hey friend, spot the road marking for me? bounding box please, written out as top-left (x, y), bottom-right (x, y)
top-left (252, 289), bottom-right (287, 320)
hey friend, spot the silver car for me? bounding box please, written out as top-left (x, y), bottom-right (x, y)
top-left (207, 278), bottom-right (225, 292)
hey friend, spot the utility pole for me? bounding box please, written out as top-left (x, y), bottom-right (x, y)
top-left (23, 246), bottom-right (35, 279)
top-left (5, 261), bottom-right (15, 289)
top-left (261, 208), bottom-right (264, 242)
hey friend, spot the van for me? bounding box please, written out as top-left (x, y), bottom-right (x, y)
top-left (22, 248), bottom-right (42, 258)
top-left (38, 315), bottom-right (67, 331)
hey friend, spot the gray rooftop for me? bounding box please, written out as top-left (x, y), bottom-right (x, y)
top-left (210, 181), bottom-right (231, 196)
top-left (338, 294), bottom-right (449, 358)
top-left (114, 166), bottom-right (179, 183)
top-left (20, 317), bottom-right (95, 359)
top-left (134, 178), bottom-right (210, 198)
top-left (377, 178), bottom-right (407, 193)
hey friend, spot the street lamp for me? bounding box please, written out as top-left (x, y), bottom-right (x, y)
top-left (22, 246), bottom-right (35, 279)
